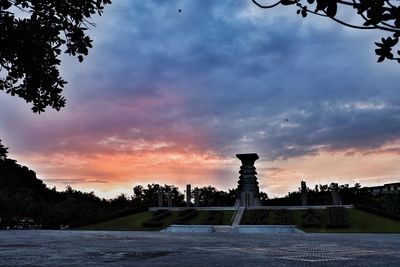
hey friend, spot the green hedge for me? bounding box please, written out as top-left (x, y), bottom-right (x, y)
top-left (173, 209), bottom-right (198, 225)
top-left (273, 209), bottom-right (294, 225)
top-left (242, 210), bottom-right (269, 225)
top-left (326, 207), bottom-right (349, 227)
top-left (142, 209), bottom-right (172, 227)
top-left (71, 207), bottom-right (148, 228)
top-left (301, 209), bottom-right (322, 227)
top-left (201, 211), bottom-right (223, 225)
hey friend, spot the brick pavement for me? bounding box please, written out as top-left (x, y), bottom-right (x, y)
top-left (0, 230), bottom-right (399, 266)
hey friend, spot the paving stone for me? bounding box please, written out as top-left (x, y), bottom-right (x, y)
top-left (0, 231), bottom-right (399, 266)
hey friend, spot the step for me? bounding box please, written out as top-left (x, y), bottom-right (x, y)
top-left (212, 225), bottom-right (234, 233)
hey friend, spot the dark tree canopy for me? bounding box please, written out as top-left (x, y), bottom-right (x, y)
top-left (253, 0), bottom-right (400, 63)
top-left (0, 0), bottom-right (112, 113)
top-left (0, 139), bottom-right (8, 160)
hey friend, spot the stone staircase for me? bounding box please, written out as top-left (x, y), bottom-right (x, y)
top-left (231, 206), bottom-right (245, 226)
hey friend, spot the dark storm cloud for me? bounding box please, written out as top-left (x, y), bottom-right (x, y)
top-left (1, 0), bottom-right (400, 161)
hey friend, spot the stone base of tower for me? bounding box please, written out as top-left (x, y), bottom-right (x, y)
top-left (239, 191), bottom-right (261, 206)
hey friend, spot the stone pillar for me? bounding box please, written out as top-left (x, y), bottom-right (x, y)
top-left (166, 192), bottom-right (173, 207)
top-left (331, 183), bottom-right (341, 205)
top-left (301, 180), bottom-right (308, 206)
top-left (194, 189), bottom-right (199, 207)
top-left (236, 153), bottom-right (261, 206)
top-left (186, 184), bottom-right (191, 207)
top-left (157, 190), bottom-right (163, 207)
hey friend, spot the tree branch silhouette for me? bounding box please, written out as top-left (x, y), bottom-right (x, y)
top-left (252, 0), bottom-right (400, 64)
top-left (0, 0), bottom-right (112, 113)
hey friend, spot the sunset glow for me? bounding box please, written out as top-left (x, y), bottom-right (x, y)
top-left (1, 0), bottom-right (400, 198)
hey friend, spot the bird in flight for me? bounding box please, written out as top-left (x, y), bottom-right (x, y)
top-left (284, 118), bottom-right (289, 123)
top-left (178, 9), bottom-right (182, 13)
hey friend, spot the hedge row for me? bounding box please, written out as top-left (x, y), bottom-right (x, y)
top-left (142, 209), bottom-right (172, 227)
top-left (178, 208), bottom-right (197, 217)
top-left (152, 209), bottom-right (172, 220)
top-left (201, 211), bottom-right (223, 225)
top-left (302, 207), bottom-right (349, 228)
top-left (326, 207), bottom-right (349, 227)
top-left (301, 209), bottom-right (322, 227)
top-left (173, 209), bottom-right (199, 225)
top-left (273, 209), bottom-right (294, 225)
top-left (241, 207), bottom-right (350, 228)
top-left (71, 207), bottom-right (148, 228)
top-left (242, 210), bottom-right (269, 225)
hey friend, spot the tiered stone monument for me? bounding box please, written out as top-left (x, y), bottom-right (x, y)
top-left (236, 153), bottom-right (261, 206)
top-left (301, 180), bottom-right (308, 206)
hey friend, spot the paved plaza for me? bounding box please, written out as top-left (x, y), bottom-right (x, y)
top-left (0, 230), bottom-right (399, 266)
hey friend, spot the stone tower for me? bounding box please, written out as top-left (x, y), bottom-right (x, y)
top-left (331, 182), bottom-right (341, 205)
top-left (301, 180), bottom-right (308, 206)
top-left (186, 184), bottom-right (191, 207)
top-left (236, 153), bottom-right (261, 206)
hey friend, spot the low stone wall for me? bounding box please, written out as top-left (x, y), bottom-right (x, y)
top-left (150, 205), bottom-right (354, 212)
top-left (149, 207), bottom-right (236, 212)
top-left (247, 205), bottom-right (354, 210)
top-left (162, 225), bottom-right (215, 233)
top-left (234, 225), bottom-right (304, 234)
top-left (162, 225), bottom-right (304, 234)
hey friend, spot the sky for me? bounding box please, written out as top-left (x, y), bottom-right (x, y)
top-left (1, 0), bottom-right (400, 198)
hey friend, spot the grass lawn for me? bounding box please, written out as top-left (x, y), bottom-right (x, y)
top-left (78, 210), bottom-right (234, 231)
top-left (242, 208), bottom-right (400, 233)
top-left (79, 208), bottom-right (400, 233)
top-left (298, 209), bottom-right (400, 233)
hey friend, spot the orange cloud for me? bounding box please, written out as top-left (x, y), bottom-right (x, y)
top-left (15, 147), bottom-right (237, 198)
top-left (14, 142), bottom-right (400, 199)
top-left (259, 147), bottom-right (400, 197)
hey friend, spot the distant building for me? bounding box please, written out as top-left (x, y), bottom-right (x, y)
top-left (365, 182), bottom-right (400, 195)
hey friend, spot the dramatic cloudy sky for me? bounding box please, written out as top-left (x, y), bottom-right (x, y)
top-left (1, 0), bottom-right (400, 198)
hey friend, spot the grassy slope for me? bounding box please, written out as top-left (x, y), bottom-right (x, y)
top-left (242, 208), bottom-right (400, 233)
top-left (79, 208), bottom-right (400, 233)
top-left (79, 210), bottom-right (234, 231)
top-left (298, 209), bottom-right (400, 233)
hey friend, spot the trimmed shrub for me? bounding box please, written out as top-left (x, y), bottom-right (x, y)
top-left (242, 211), bottom-right (258, 225)
top-left (242, 210), bottom-right (269, 225)
top-left (71, 207), bottom-right (148, 228)
top-left (172, 209), bottom-right (198, 225)
top-left (178, 209), bottom-right (197, 216)
top-left (326, 207), bottom-right (349, 228)
top-left (272, 209), bottom-right (294, 225)
top-left (153, 209), bottom-right (170, 216)
top-left (201, 211), bottom-right (223, 225)
top-left (301, 209), bottom-right (322, 227)
top-left (152, 210), bottom-right (172, 220)
top-left (258, 210), bottom-right (269, 224)
top-left (142, 209), bottom-right (172, 228)
top-left (142, 220), bottom-right (163, 227)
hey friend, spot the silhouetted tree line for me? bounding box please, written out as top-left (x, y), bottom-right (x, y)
top-left (132, 184), bottom-right (238, 207)
top-left (132, 184), bottom-right (269, 207)
top-left (0, 143), bottom-right (137, 229)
